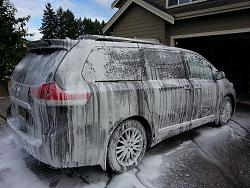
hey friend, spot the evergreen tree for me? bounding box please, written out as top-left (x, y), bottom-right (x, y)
top-left (94, 19), bottom-right (102, 35)
top-left (0, 0), bottom-right (30, 82)
top-left (101, 20), bottom-right (106, 34)
top-left (56, 7), bottom-right (64, 39)
top-left (82, 17), bottom-right (90, 34)
top-left (39, 4), bottom-right (106, 39)
top-left (57, 9), bottom-right (79, 39)
top-left (39, 3), bottom-right (57, 39)
top-left (77, 18), bottom-right (85, 36)
top-left (82, 17), bottom-right (104, 35)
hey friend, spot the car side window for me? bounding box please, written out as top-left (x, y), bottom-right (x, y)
top-left (143, 49), bottom-right (186, 80)
top-left (82, 47), bottom-right (143, 82)
top-left (183, 52), bottom-right (214, 80)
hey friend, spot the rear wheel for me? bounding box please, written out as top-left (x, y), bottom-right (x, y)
top-left (219, 96), bottom-right (233, 126)
top-left (107, 120), bottom-right (147, 173)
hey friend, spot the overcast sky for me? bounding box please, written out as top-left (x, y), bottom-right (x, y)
top-left (11, 0), bottom-right (116, 40)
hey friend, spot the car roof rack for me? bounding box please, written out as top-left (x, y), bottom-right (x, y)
top-left (79, 35), bottom-right (162, 45)
top-left (28, 38), bottom-right (79, 52)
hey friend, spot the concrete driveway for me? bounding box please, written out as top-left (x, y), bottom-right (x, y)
top-left (0, 104), bottom-right (249, 188)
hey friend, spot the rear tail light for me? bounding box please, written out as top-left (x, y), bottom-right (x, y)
top-left (31, 81), bottom-right (91, 104)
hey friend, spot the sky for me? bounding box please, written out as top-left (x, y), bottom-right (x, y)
top-left (10, 0), bottom-right (117, 40)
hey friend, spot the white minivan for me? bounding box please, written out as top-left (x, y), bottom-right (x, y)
top-left (8, 35), bottom-right (236, 173)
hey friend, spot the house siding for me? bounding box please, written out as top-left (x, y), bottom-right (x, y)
top-left (154, 0), bottom-right (166, 7)
top-left (165, 9), bottom-right (250, 45)
top-left (113, 4), bottom-right (165, 42)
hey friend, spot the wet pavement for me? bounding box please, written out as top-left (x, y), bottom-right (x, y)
top-left (0, 104), bottom-right (249, 188)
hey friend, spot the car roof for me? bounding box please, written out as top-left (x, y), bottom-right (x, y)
top-left (80, 35), bottom-right (186, 52)
top-left (80, 35), bottom-right (162, 45)
top-left (28, 35), bottom-right (195, 54)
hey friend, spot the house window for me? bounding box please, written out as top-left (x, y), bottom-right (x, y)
top-left (168, 0), bottom-right (192, 7)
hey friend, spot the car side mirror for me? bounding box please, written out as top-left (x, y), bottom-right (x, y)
top-left (215, 71), bottom-right (225, 80)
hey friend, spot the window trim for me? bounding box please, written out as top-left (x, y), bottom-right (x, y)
top-left (166, 0), bottom-right (208, 9)
top-left (167, 0), bottom-right (192, 8)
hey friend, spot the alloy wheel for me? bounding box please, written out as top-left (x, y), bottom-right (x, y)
top-left (220, 98), bottom-right (232, 124)
top-left (115, 128), bottom-right (143, 166)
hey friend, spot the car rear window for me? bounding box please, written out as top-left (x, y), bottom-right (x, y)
top-left (82, 47), bottom-right (143, 82)
top-left (11, 49), bottom-right (67, 86)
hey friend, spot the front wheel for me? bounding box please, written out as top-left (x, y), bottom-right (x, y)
top-left (219, 96), bottom-right (233, 126)
top-left (107, 120), bottom-right (147, 173)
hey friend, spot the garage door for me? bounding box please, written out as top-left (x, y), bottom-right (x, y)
top-left (175, 32), bottom-right (250, 98)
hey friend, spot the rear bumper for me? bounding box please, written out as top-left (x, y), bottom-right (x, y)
top-left (7, 118), bottom-right (47, 164)
top-left (7, 97), bottom-right (108, 169)
top-left (7, 117), bottom-right (106, 169)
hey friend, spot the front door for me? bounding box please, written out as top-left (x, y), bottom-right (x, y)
top-left (140, 47), bottom-right (193, 139)
top-left (182, 52), bottom-right (218, 120)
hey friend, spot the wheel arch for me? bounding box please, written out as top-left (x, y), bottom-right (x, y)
top-left (105, 115), bottom-right (153, 172)
top-left (107, 115), bottom-right (154, 149)
top-left (226, 94), bottom-right (236, 115)
top-left (128, 115), bottom-right (154, 147)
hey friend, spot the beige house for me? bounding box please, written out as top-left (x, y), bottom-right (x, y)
top-left (104, 0), bottom-right (250, 97)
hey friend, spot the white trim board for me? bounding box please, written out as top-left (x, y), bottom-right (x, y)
top-left (112, 0), bottom-right (120, 9)
top-left (103, 0), bottom-right (175, 33)
top-left (174, 1), bottom-right (250, 20)
top-left (170, 28), bottom-right (250, 46)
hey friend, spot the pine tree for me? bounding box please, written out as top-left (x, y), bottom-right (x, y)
top-left (101, 20), bottom-right (106, 34)
top-left (82, 17), bottom-right (90, 34)
top-left (77, 18), bottom-right (85, 36)
top-left (0, 0), bottom-right (30, 82)
top-left (56, 7), bottom-right (64, 39)
top-left (94, 19), bottom-right (101, 35)
top-left (39, 3), bottom-right (58, 39)
top-left (62, 9), bottom-right (78, 39)
top-left (82, 17), bottom-right (102, 35)
top-left (40, 4), bottom-right (106, 39)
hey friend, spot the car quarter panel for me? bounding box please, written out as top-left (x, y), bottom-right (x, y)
top-left (87, 81), bottom-right (153, 144)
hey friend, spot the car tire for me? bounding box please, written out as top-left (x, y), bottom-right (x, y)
top-left (107, 119), bottom-right (147, 173)
top-left (219, 96), bottom-right (233, 126)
